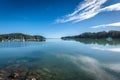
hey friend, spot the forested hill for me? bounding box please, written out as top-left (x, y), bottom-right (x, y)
top-left (0, 33), bottom-right (45, 42)
top-left (61, 30), bottom-right (120, 39)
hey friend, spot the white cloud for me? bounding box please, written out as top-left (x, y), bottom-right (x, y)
top-left (91, 22), bottom-right (120, 28)
top-left (101, 3), bottom-right (120, 11)
top-left (55, 0), bottom-right (120, 23)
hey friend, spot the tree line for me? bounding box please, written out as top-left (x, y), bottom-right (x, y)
top-left (0, 33), bottom-right (45, 41)
top-left (61, 30), bottom-right (120, 39)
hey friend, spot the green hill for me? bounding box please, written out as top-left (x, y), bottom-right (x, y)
top-left (0, 33), bottom-right (45, 42)
top-left (61, 30), bottom-right (120, 40)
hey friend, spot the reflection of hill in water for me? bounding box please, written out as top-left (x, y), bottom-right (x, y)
top-left (73, 39), bottom-right (120, 45)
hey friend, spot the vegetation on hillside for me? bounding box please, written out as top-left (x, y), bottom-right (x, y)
top-left (61, 30), bottom-right (120, 39)
top-left (0, 33), bottom-right (45, 42)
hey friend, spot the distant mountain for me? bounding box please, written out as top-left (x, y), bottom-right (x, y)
top-left (0, 33), bottom-right (45, 42)
top-left (61, 30), bottom-right (120, 39)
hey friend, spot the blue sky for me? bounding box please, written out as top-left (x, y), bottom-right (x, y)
top-left (0, 0), bottom-right (120, 38)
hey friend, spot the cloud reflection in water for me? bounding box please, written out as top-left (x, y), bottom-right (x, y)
top-left (92, 46), bottom-right (120, 52)
top-left (56, 54), bottom-right (119, 80)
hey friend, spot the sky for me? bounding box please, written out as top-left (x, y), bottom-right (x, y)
top-left (0, 0), bottom-right (120, 38)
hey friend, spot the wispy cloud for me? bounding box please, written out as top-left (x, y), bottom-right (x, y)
top-left (90, 22), bottom-right (120, 28)
top-left (101, 3), bottom-right (120, 11)
top-left (55, 0), bottom-right (120, 23)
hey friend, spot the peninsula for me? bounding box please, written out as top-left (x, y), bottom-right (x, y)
top-left (61, 30), bottom-right (120, 40)
top-left (0, 33), bottom-right (45, 42)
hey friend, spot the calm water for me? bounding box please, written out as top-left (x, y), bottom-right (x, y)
top-left (0, 39), bottom-right (120, 80)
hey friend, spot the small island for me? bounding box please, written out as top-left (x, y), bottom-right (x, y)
top-left (61, 30), bottom-right (120, 40)
top-left (0, 33), bottom-right (45, 42)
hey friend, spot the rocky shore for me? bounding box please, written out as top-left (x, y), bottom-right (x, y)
top-left (0, 67), bottom-right (55, 80)
top-left (0, 64), bottom-right (55, 80)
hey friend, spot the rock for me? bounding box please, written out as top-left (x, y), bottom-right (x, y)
top-left (32, 78), bottom-right (36, 80)
top-left (0, 77), bottom-right (3, 79)
top-left (0, 71), bottom-right (6, 80)
top-left (9, 72), bottom-right (19, 79)
top-left (13, 73), bottom-right (19, 78)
